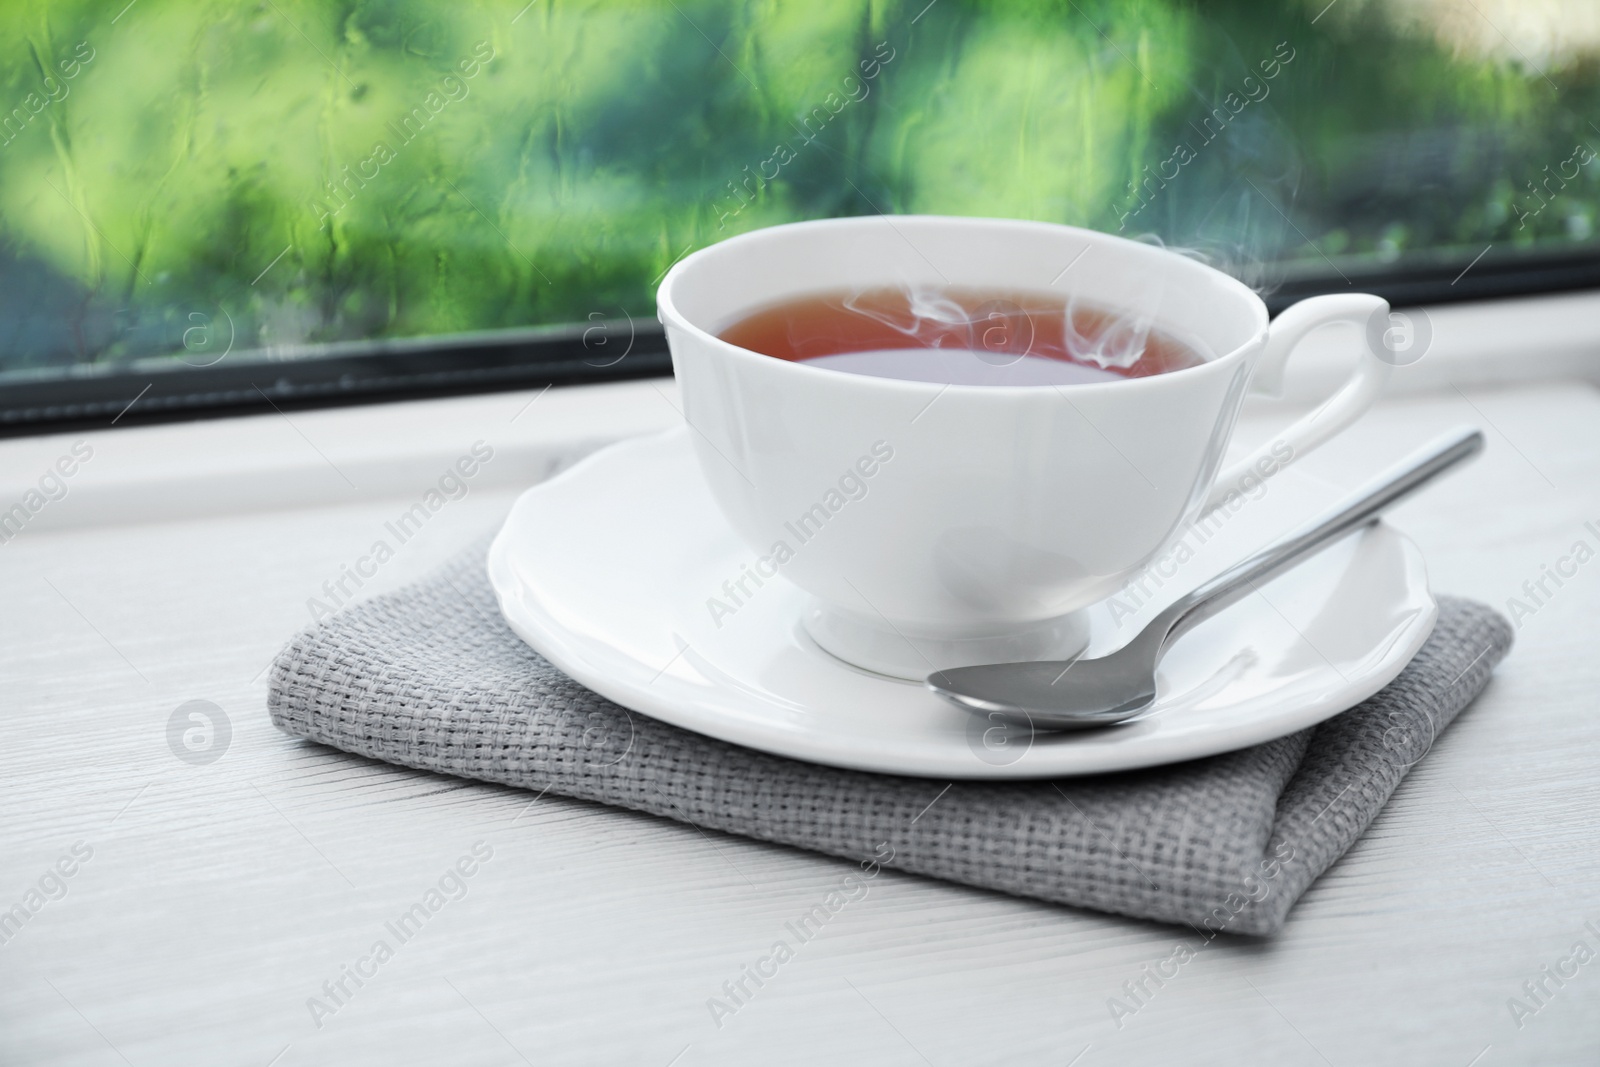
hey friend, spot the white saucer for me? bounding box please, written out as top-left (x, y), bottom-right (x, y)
top-left (487, 428), bottom-right (1436, 779)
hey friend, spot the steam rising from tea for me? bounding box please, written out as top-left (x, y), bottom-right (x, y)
top-left (718, 286), bottom-right (1208, 386)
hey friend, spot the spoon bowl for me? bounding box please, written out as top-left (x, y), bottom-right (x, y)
top-left (929, 656), bottom-right (1158, 730)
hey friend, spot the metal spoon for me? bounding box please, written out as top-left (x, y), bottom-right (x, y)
top-left (926, 426), bottom-right (1484, 730)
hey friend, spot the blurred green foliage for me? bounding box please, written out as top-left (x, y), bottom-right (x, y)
top-left (0, 0), bottom-right (1595, 371)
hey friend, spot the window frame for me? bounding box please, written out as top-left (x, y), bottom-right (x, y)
top-left (2, 247), bottom-right (1596, 438)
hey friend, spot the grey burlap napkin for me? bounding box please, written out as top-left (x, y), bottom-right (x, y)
top-left (268, 536), bottom-right (1512, 935)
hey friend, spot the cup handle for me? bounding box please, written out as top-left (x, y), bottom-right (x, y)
top-left (1202, 292), bottom-right (1392, 512)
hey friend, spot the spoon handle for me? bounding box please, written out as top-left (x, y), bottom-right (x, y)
top-left (1142, 426), bottom-right (1484, 654)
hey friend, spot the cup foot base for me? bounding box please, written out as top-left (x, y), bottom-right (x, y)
top-left (802, 601), bottom-right (1091, 682)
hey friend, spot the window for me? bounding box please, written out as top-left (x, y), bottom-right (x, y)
top-left (1, 0), bottom-right (1595, 431)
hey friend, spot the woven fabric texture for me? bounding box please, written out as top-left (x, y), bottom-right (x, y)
top-left (267, 538), bottom-right (1512, 935)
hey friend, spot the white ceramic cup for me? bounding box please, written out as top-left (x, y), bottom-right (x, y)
top-left (658, 216), bottom-right (1390, 679)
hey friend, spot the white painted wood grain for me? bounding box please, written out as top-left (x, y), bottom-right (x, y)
top-left (2, 381), bottom-right (1598, 1066)
top-left (0, 378), bottom-right (684, 535)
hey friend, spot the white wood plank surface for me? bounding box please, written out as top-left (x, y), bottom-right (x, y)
top-left (2, 380), bottom-right (1598, 1066)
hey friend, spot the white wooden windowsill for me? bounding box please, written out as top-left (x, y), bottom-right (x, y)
top-left (3, 289), bottom-right (1599, 1065)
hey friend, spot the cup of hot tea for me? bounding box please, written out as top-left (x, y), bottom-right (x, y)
top-left (657, 216), bottom-right (1390, 680)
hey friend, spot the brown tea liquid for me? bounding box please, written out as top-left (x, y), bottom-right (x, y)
top-left (718, 286), bottom-right (1206, 386)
